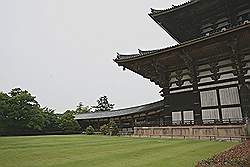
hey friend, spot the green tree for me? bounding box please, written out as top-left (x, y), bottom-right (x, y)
top-left (75, 102), bottom-right (91, 114)
top-left (59, 110), bottom-right (81, 131)
top-left (92, 96), bottom-right (114, 112)
top-left (0, 88), bottom-right (85, 135)
top-left (9, 88), bottom-right (45, 131)
top-left (0, 92), bottom-right (11, 132)
top-left (42, 107), bottom-right (61, 132)
top-left (0, 88), bottom-right (45, 135)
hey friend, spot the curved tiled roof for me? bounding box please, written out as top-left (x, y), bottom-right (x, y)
top-left (116, 53), bottom-right (140, 60)
top-left (116, 48), bottom-right (168, 60)
top-left (114, 23), bottom-right (250, 62)
top-left (149, 0), bottom-right (199, 16)
top-left (75, 100), bottom-right (164, 120)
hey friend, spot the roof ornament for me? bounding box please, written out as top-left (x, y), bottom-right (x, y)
top-left (150, 8), bottom-right (156, 13)
top-left (221, 27), bottom-right (227, 32)
top-left (244, 20), bottom-right (250, 24)
top-left (138, 49), bottom-right (143, 55)
top-left (116, 52), bottom-right (121, 59)
top-left (150, 8), bottom-right (164, 14)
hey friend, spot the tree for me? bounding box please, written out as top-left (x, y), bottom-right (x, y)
top-left (59, 110), bottom-right (81, 131)
top-left (92, 96), bottom-right (114, 112)
top-left (0, 88), bottom-right (45, 135)
top-left (0, 87), bottom-right (84, 135)
top-left (75, 102), bottom-right (91, 114)
top-left (0, 92), bottom-right (11, 132)
top-left (42, 107), bottom-right (61, 132)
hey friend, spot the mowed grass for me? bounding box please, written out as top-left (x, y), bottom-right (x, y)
top-left (0, 135), bottom-right (237, 167)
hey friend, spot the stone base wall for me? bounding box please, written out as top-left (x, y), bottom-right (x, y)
top-left (134, 125), bottom-right (247, 139)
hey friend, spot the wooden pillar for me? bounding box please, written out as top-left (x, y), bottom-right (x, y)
top-left (138, 114), bottom-right (142, 127)
top-left (216, 89), bottom-right (223, 121)
top-left (229, 38), bottom-right (250, 135)
top-left (97, 119), bottom-right (100, 130)
top-left (161, 110), bottom-right (165, 126)
top-left (234, 56), bottom-right (249, 121)
top-left (239, 84), bottom-right (250, 136)
top-left (162, 87), bottom-right (172, 125)
top-left (131, 116), bottom-right (135, 128)
top-left (145, 113), bottom-right (149, 127)
top-left (191, 61), bottom-right (202, 124)
top-left (154, 64), bottom-right (171, 126)
top-left (158, 112), bottom-right (162, 126)
top-left (181, 111), bottom-right (184, 125)
top-left (240, 85), bottom-right (250, 118)
top-left (192, 73), bottom-right (202, 125)
top-left (118, 117), bottom-right (122, 130)
top-left (179, 50), bottom-right (202, 124)
top-left (159, 111), bottom-right (164, 127)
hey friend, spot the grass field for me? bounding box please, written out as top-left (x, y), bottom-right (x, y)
top-left (0, 135), bottom-right (237, 167)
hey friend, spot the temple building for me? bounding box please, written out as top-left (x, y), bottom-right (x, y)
top-left (76, 0), bottom-right (250, 137)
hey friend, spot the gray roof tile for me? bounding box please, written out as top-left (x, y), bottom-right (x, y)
top-left (75, 100), bottom-right (164, 120)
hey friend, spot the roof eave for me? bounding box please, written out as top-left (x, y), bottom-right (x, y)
top-left (148, 13), bottom-right (181, 43)
top-left (114, 24), bottom-right (250, 63)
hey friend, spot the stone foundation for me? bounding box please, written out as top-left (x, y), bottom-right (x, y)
top-left (134, 125), bottom-right (247, 139)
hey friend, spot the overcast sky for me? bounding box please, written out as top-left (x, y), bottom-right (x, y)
top-left (0, 0), bottom-right (188, 113)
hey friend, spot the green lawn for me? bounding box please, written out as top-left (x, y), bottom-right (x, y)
top-left (0, 135), bottom-right (237, 167)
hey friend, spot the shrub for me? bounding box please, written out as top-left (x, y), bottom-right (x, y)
top-left (100, 124), bottom-right (109, 135)
top-left (100, 121), bottom-right (119, 136)
top-left (85, 125), bottom-right (95, 135)
top-left (108, 121), bottom-right (118, 136)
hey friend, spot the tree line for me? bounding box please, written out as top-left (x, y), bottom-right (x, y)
top-left (0, 88), bottom-right (114, 136)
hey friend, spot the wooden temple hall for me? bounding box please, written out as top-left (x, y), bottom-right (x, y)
top-left (76, 0), bottom-right (250, 137)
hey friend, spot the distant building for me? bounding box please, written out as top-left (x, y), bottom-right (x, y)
top-left (76, 0), bottom-right (250, 138)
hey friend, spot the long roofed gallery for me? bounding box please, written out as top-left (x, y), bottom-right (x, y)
top-left (76, 0), bottom-right (250, 137)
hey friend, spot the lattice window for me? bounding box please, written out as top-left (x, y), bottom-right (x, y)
top-left (183, 111), bottom-right (194, 124)
top-left (222, 107), bottom-right (242, 120)
top-left (219, 87), bottom-right (240, 105)
top-left (200, 90), bottom-right (218, 107)
top-left (183, 111), bottom-right (193, 120)
top-left (202, 109), bottom-right (220, 120)
top-left (172, 112), bottom-right (181, 122)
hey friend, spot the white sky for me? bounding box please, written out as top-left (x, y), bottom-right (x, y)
top-left (0, 0), bottom-right (188, 113)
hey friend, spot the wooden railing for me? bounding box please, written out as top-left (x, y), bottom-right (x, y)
top-left (136, 134), bottom-right (248, 142)
top-left (130, 118), bottom-right (247, 128)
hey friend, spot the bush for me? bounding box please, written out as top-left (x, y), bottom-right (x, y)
top-left (85, 125), bottom-right (95, 135)
top-left (100, 121), bottom-right (119, 136)
top-left (108, 121), bottom-right (118, 136)
top-left (100, 124), bottom-right (109, 135)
